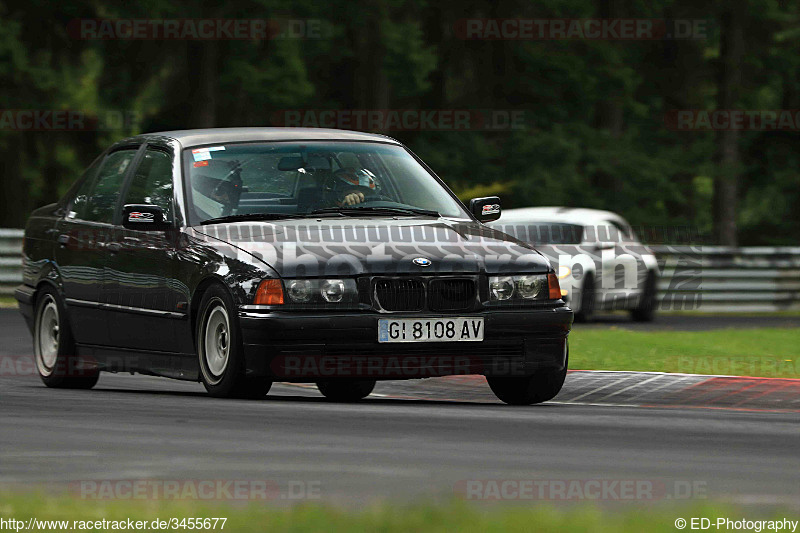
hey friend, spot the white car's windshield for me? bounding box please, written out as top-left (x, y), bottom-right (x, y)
top-left (183, 141), bottom-right (469, 224)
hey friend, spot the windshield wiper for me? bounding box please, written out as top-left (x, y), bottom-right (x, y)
top-left (200, 213), bottom-right (309, 225)
top-left (310, 206), bottom-right (441, 218)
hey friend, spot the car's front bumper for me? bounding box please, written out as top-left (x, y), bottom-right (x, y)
top-left (239, 305), bottom-right (573, 381)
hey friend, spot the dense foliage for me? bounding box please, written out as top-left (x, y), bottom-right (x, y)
top-left (1, 0), bottom-right (798, 245)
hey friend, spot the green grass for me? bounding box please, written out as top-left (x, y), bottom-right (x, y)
top-left (0, 493), bottom-right (789, 533)
top-left (569, 327), bottom-right (800, 378)
top-left (0, 296), bottom-right (17, 309)
top-left (659, 310), bottom-right (800, 317)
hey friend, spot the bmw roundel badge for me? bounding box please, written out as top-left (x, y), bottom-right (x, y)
top-left (413, 257), bottom-right (432, 267)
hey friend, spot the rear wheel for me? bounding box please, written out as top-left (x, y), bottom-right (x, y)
top-left (574, 275), bottom-right (596, 322)
top-left (34, 287), bottom-right (99, 389)
top-left (487, 348), bottom-right (568, 405)
top-left (630, 271), bottom-right (657, 322)
top-left (316, 379), bottom-right (376, 402)
top-left (197, 285), bottom-right (272, 399)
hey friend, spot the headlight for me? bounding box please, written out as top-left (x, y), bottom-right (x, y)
top-left (488, 274), bottom-right (553, 302)
top-left (321, 279), bottom-right (346, 303)
top-left (489, 276), bottom-right (515, 300)
top-left (287, 279), bottom-right (313, 303)
top-left (515, 275), bottom-right (546, 299)
top-left (284, 278), bottom-right (358, 305)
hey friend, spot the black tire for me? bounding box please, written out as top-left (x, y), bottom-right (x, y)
top-left (574, 275), bottom-right (596, 323)
top-left (197, 284), bottom-right (272, 399)
top-left (630, 271), bottom-right (657, 322)
top-left (316, 379), bottom-right (376, 402)
top-left (33, 287), bottom-right (99, 389)
top-left (487, 347), bottom-right (568, 405)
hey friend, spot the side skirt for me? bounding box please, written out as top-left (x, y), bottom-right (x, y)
top-left (76, 344), bottom-right (200, 381)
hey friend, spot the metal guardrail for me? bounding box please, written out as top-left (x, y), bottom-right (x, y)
top-left (0, 229), bottom-right (798, 311)
top-left (0, 229), bottom-right (23, 296)
top-left (653, 245), bottom-right (800, 312)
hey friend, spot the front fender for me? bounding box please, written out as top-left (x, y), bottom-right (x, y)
top-left (181, 228), bottom-right (280, 309)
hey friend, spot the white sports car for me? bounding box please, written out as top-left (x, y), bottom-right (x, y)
top-left (489, 207), bottom-right (659, 322)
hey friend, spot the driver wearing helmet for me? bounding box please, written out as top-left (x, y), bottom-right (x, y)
top-left (331, 168), bottom-right (377, 206)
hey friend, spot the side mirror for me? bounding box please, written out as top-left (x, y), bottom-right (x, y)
top-left (122, 204), bottom-right (171, 231)
top-left (469, 196), bottom-right (501, 222)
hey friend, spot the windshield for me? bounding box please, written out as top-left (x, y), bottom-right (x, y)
top-left (182, 141), bottom-right (469, 224)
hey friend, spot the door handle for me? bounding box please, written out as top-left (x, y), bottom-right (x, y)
top-left (57, 234), bottom-right (70, 246)
top-left (107, 242), bottom-right (121, 254)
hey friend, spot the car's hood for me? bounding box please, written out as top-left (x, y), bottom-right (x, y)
top-left (191, 217), bottom-right (550, 277)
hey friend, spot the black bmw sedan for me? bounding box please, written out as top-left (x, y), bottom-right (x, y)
top-left (15, 128), bottom-right (573, 405)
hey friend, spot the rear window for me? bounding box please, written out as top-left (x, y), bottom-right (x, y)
top-left (499, 222), bottom-right (584, 244)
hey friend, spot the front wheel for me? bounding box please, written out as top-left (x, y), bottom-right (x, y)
top-left (316, 379), bottom-right (376, 402)
top-left (33, 287), bottom-right (99, 389)
top-left (487, 349), bottom-right (568, 405)
top-left (197, 285), bottom-right (272, 399)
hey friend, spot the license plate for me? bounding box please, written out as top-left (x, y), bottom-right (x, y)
top-left (378, 318), bottom-right (484, 343)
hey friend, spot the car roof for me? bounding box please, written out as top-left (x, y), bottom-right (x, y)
top-left (497, 207), bottom-right (630, 226)
top-left (130, 127), bottom-right (401, 148)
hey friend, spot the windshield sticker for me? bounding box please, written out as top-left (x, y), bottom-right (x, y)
top-left (192, 146), bottom-right (225, 161)
top-left (193, 160), bottom-right (209, 168)
top-left (192, 146), bottom-right (225, 153)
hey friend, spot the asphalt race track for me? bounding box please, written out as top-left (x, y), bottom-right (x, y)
top-left (1, 309), bottom-right (798, 508)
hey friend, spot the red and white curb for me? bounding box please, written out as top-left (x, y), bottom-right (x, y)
top-left (287, 371), bottom-right (800, 412)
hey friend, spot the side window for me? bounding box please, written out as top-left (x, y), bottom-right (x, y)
top-left (123, 149), bottom-right (174, 222)
top-left (608, 220), bottom-right (631, 241)
top-left (68, 156), bottom-right (103, 219)
top-left (81, 149), bottom-right (138, 223)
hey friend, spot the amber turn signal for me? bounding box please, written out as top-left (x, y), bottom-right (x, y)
top-left (547, 272), bottom-right (562, 300)
top-left (254, 279), bottom-right (284, 305)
